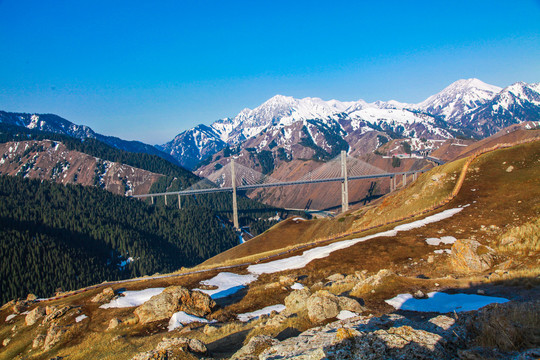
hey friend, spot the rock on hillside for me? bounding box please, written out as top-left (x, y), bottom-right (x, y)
top-left (134, 286), bottom-right (216, 324)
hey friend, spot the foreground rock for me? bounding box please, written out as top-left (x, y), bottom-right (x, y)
top-left (306, 290), bottom-right (365, 323)
top-left (451, 239), bottom-right (494, 272)
top-left (134, 286), bottom-right (216, 324)
top-left (131, 336), bottom-right (207, 359)
top-left (231, 335), bottom-right (279, 359)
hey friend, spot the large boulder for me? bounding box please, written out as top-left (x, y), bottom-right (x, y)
top-left (306, 291), bottom-right (340, 323)
top-left (25, 306), bottom-right (46, 326)
top-left (134, 286), bottom-right (216, 324)
top-left (284, 288), bottom-right (311, 314)
top-left (91, 287), bottom-right (116, 303)
top-left (450, 239), bottom-right (494, 273)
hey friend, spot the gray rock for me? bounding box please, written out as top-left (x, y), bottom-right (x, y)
top-left (25, 306), bottom-right (46, 326)
top-left (91, 287), bottom-right (115, 303)
top-left (134, 286), bottom-right (216, 324)
top-left (451, 240), bottom-right (494, 273)
top-left (232, 335), bottom-right (279, 360)
top-left (306, 291), bottom-right (340, 323)
top-left (284, 288), bottom-right (311, 314)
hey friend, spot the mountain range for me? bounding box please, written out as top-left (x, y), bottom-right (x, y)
top-left (1, 79), bottom-right (539, 172)
top-left (159, 79), bottom-right (540, 169)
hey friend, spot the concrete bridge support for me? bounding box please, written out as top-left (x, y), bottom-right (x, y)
top-left (231, 159), bottom-right (240, 230)
top-left (403, 173), bottom-right (407, 187)
top-left (151, 196), bottom-right (154, 205)
top-left (178, 194), bottom-right (181, 209)
top-left (164, 195), bottom-right (168, 206)
top-left (341, 150), bottom-right (349, 213)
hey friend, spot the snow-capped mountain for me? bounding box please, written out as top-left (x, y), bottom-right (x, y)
top-left (156, 124), bottom-right (227, 170)
top-left (0, 111), bottom-right (178, 164)
top-left (458, 82), bottom-right (540, 136)
top-left (416, 78), bottom-right (502, 121)
top-left (161, 78), bottom-right (539, 170)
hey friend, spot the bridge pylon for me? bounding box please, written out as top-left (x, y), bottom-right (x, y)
top-left (341, 150), bottom-right (349, 212)
top-left (231, 159), bottom-right (240, 230)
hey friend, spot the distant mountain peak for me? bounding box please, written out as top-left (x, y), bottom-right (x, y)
top-left (417, 78), bottom-right (502, 120)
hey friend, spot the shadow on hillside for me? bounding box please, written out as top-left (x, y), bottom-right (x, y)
top-left (356, 278), bottom-right (540, 359)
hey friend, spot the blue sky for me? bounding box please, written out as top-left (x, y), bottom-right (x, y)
top-left (1, 0), bottom-right (539, 144)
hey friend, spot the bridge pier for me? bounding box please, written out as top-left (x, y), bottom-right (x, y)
top-left (403, 173), bottom-right (407, 187)
top-left (164, 194), bottom-right (168, 206)
top-left (151, 196), bottom-right (154, 205)
top-left (413, 172), bottom-right (417, 182)
top-left (341, 150), bottom-right (349, 212)
top-left (178, 194), bottom-right (181, 209)
top-left (231, 159), bottom-right (240, 230)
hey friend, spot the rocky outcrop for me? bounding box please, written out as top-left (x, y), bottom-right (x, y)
top-left (43, 324), bottom-right (68, 351)
top-left (156, 337), bottom-right (207, 353)
top-left (43, 306), bottom-right (70, 324)
top-left (351, 269), bottom-right (395, 295)
top-left (131, 337), bottom-right (207, 359)
top-left (451, 239), bottom-right (494, 272)
top-left (232, 335), bottom-right (279, 360)
top-left (284, 288), bottom-right (311, 314)
top-left (134, 286), bottom-right (216, 324)
top-left (91, 287), bottom-right (116, 303)
top-left (25, 306), bottom-right (46, 326)
top-left (306, 291), bottom-right (365, 323)
top-left (260, 313), bottom-right (456, 359)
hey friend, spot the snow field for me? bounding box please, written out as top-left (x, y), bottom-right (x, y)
top-left (168, 311), bottom-right (211, 331)
top-left (100, 288), bottom-right (165, 309)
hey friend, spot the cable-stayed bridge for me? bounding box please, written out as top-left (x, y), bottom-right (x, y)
top-left (132, 151), bottom-right (430, 229)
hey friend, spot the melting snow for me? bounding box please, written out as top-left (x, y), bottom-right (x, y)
top-left (196, 272), bottom-right (257, 299)
top-left (5, 314), bottom-right (16, 321)
top-left (434, 249), bottom-right (452, 254)
top-left (75, 314), bottom-right (88, 322)
top-left (100, 288), bottom-right (165, 309)
top-left (291, 217), bottom-right (306, 222)
top-left (237, 304), bottom-right (286, 322)
top-left (248, 208), bottom-right (464, 275)
top-left (168, 311), bottom-right (210, 331)
top-left (425, 236), bottom-right (457, 246)
top-left (291, 283), bottom-right (305, 290)
top-left (337, 310), bottom-right (358, 320)
top-left (385, 292), bottom-right (509, 313)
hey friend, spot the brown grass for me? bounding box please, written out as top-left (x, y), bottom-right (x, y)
top-left (468, 300), bottom-right (540, 351)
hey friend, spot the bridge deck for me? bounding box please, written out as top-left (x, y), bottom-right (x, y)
top-left (132, 170), bottom-right (426, 198)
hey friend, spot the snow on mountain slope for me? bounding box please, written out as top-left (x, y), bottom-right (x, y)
top-left (157, 124), bottom-right (227, 170)
top-left (416, 78), bottom-right (502, 121)
top-left (457, 82), bottom-right (540, 137)
top-left (0, 111), bottom-right (177, 164)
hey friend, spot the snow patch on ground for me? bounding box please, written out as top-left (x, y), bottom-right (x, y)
top-left (291, 217), bottom-right (306, 221)
top-left (237, 304), bottom-right (286, 322)
top-left (75, 314), bottom-right (88, 322)
top-left (5, 314), bottom-right (16, 321)
top-left (168, 311), bottom-right (210, 331)
top-left (196, 272), bottom-right (258, 299)
top-left (100, 288), bottom-right (165, 309)
top-left (248, 208), bottom-right (464, 275)
top-left (425, 236), bottom-right (457, 246)
top-left (434, 249), bottom-right (452, 254)
top-left (291, 283), bottom-right (305, 290)
top-left (385, 292), bottom-right (509, 313)
top-left (337, 310), bottom-right (358, 320)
